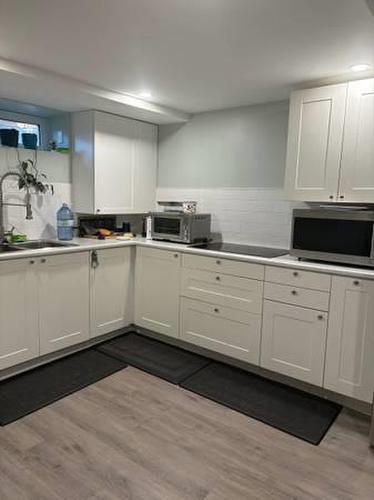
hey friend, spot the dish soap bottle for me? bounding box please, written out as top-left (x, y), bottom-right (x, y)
top-left (57, 203), bottom-right (74, 240)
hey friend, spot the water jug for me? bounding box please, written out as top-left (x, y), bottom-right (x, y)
top-left (57, 203), bottom-right (74, 240)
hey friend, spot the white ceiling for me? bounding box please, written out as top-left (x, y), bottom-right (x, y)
top-left (0, 0), bottom-right (373, 115)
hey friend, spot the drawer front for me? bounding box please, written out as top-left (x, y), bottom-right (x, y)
top-left (264, 282), bottom-right (330, 311)
top-left (183, 253), bottom-right (264, 280)
top-left (180, 298), bottom-right (261, 364)
top-left (181, 268), bottom-right (263, 313)
top-left (265, 266), bottom-right (331, 291)
top-left (137, 246), bottom-right (180, 262)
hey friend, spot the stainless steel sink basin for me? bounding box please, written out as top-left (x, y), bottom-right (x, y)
top-left (13, 240), bottom-right (78, 250)
top-left (0, 244), bottom-right (26, 253)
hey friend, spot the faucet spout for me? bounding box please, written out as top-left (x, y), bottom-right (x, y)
top-left (0, 171), bottom-right (33, 241)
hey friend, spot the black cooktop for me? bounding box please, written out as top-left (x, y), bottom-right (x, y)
top-left (192, 242), bottom-right (288, 258)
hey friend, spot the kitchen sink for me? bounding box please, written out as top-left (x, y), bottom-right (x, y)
top-left (12, 240), bottom-right (79, 250)
top-left (0, 244), bottom-right (25, 253)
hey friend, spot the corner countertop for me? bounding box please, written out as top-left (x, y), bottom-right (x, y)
top-left (1, 236), bottom-right (374, 281)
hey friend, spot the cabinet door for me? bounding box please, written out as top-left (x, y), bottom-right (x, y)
top-left (180, 298), bottom-right (261, 364)
top-left (94, 111), bottom-right (136, 214)
top-left (324, 276), bottom-right (374, 402)
top-left (261, 300), bottom-right (327, 385)
top-left (339, 79), bottom-right (374, 203)
top-left (135, 247), bottom-right (180, 337)
top-left (90, 247), bottom-right (132, 338)
top-left (134, 121), bottom-right (157, 212)
top-left (284, 84), bottom-right (347, 202)
top-left (0, 259), bottom-right (39, 370)
top-left (39, 253), bottom-right (90, 355)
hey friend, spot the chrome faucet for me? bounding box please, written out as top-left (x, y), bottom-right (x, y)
top-left (0, 171), bottom-right (33, 243)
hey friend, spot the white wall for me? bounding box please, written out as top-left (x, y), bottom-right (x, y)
top-left (0, 147), bottom-right (71, 239)
top-left (157, 100), bottom-right (298, 248)
top-left (158, 101), bottom-right (289, 188)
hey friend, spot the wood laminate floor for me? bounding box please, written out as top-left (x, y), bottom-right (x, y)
top-left (0, 366), bottom-right (373, 500)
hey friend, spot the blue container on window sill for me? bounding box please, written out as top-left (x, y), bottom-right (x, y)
top-left (22, 133), bottom-right (38, 150)
top-left (0, 129), bottom-right (19, 147)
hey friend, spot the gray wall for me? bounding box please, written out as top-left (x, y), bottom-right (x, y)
top-left (158, 100), bottom-right (289, 188)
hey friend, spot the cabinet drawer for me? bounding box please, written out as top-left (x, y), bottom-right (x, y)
top-left (265, 266), bottom-right (331, 291)
top-left (264, 282), bottom-right (329, 311)
top-left (137, 246), bottom-right (180, 262)
top-left (183, 253), bottom-right (264, 280)
top-left (181, 268), bottom-right (263, 313)
top-left (180, 298), bottom-right (261, 364)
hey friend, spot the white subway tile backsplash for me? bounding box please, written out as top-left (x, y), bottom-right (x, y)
top-left (157, 187), bottom-right (303, 248)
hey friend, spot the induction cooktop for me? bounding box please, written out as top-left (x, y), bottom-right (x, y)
top-left (191, 242), bottom-right (288, 258)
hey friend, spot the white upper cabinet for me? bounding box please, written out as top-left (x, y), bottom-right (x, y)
top-left (285, 78), bottom-right (374, 203)
top-left (72, 110), bottom-right (157, 214)
top-left (285, 84), bottom-right (347, 202)
top-left (339, 79), bottom-right (374, 203)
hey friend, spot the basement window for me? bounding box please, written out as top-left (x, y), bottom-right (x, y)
top-left (0, 118), bottom-right (41, 147)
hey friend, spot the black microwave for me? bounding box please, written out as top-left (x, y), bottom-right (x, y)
top-left (290, 208), bottom-right (374, 267)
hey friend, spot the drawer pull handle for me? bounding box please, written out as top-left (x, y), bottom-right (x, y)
top-left (353, 280), bottom-right (360, 286)
top-left (41, 258), bottom-right (46, 263)
top-left (174, 253), bottom-right (179, 258)
top-left (317, 315), bottom-right (324, 320)
top-left (216, 260), bottom-right (221, 265)
top-left (293, 271), bottom-right (299, 277)
top-left (215, 276), bottom-right (221, 281)
top-left (214, 308), bottom-right (220, 313)
top-left (29, 260), bottom-right (35, 265)
top-left (291, 290), bottom-right (298, 295)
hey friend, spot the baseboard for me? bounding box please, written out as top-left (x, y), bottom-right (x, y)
top-left (135, 325), bottom-right (372, 416)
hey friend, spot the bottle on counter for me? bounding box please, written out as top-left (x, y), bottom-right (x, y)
top-left (57, 203), bottom-right (74, 240)
top-left (146, 215), bottom-right (152, 240)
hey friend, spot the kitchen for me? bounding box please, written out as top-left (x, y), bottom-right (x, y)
top-left (0, 1), bottom-right (374, 498)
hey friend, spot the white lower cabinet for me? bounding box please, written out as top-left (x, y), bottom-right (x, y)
top-left (39, 253), bottom-right (90, 355)
top-left (324, 276), bottom-right (374, 402)
top-left (261, 300), bottom-right (327, 385)
top-left (180, 298), bottom-right (261, 363)
top-left (135, 247), bottom-right (181, 337)
top-left (90, 247), bottom-right (132, 338)
top-left (0, 259), bottom-right (39, 370)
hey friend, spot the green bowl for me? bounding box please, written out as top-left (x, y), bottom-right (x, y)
top-left (10, 234), bottom-right (27, 243)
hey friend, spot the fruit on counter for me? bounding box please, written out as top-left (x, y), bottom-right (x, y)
top-left (96, 228), bottom-right (112, 237)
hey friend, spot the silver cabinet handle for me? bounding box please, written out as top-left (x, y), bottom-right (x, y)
top-left (91, 250), bottom-right (99, 269)
top-left (353, 280), bottom-right (360, 286)
top-left (214, 308), bottom-right (220, 313)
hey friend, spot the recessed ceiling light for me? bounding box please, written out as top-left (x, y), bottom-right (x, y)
top-left (350, 63), bottom-right (371, 72)
top-left (138, 91), bottom-right (152, 99)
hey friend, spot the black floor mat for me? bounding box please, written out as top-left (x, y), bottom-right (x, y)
top-left (181, 362), bottom-right (341, 445)
top-left (0, 349), bottom-right (127, 425)
top-left (96, 332), bottom-right (211, 384)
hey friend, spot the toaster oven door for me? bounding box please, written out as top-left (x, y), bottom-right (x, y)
top-left (152, 215), bottom-right (186, 241)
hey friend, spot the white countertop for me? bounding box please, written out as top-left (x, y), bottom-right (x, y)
top-left (2, 236), bottom-right (374, 280)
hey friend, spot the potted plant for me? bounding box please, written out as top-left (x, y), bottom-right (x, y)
top-left (17, 159), bottom-right (54, 194)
